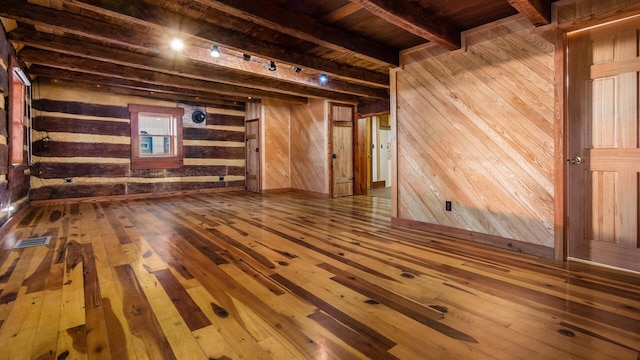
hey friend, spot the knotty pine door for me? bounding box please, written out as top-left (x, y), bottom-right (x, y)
top-left (331, 103), bottom-right (354, 198)
top-left (246, 118), bottom-right (260, 193)
top-left (567, 17), bottom-right (640, 272)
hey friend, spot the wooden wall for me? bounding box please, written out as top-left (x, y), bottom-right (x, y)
top-left (261, 99), bottom-right (291, 191)
top-left (290, 99), bottom-right (329, 195)
top-left (255, 98), bottom-right (330, 195)
top-left (394, 16), bottom-right (556, 252)
top-left (0, 21), bottom-right (29, 226)
top-left (30, 84), bottom-right (245, 200)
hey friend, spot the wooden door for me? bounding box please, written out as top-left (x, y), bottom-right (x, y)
top-left (331, 103), bottom-right (354, 198)
top-left (246, 118), bottom-right (260, 193)
top-left (567, 17), bottom-right (640, 272)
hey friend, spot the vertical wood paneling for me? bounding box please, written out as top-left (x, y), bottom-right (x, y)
top-left (290, 99), bottom-right (329, 195)
top-left (30, 84), bottom-right (246, 200)
top-left (246, 119), bottom-right (260, 193)
top-left (245, 102), bottom-right (261, 121)
top-left (331, 103), bottom-right (354, 198)
top-left (396, 16), bottom-right (555, 248)
top-left (261, 99), bottom-right (291, 190)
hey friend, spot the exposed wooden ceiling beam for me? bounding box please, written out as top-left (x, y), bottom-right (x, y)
top-left (20, 48), bottom-right (361, 103)
top-left (348, 0), bottom-right (461, 50)
top-left (10, 28), bottom-right (386, 99)
top-left (190, 0), bottom-right (399, 66)
top-left (507, 0), bottom-right (551, 26)
top-left (49, 0), bottom-right (388, 86)
top-left (35, 77), bottom-right (246, 111)
top-left (29, 66), bottom-right (251, 103)
top-left (27, 64), bottom-right (310, 104)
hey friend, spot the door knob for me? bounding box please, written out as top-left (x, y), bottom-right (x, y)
top-left (567, 156), bottom-right (582, 165)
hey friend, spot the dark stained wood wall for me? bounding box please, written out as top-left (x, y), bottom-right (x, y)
top-left (30, 84), bottom-right (245, 201)
top-left (0, 22), bottom-right (30, 226)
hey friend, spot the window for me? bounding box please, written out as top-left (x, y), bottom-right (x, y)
top-left (129, 104), bottom-right (184, 170)
top-left (10, 67), bottom-right (30, 166)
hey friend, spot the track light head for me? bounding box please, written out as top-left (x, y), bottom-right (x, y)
top-left (293, 67), bottom-right (302, 73)
top-left (210, 45), bottom-right (220, 57)
top-left (268, 61), bottom-right (277, 71)
top-left (243, 53), bottom-right (251, 61)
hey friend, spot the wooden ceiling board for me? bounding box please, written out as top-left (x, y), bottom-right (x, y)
top-left (307, 46), bottom-right (391, 73)
top-left (282, 0), bottom-right (352, 18)
top-left (333, 9), bottom-right (426, 49)
top-left (2, 0), bottom-right (555, 104)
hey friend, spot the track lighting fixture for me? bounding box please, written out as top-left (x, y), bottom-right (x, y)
top-left (268, 61), bottom-right (277, 71)
top-left (293, 67), bottom-right (302, 73)
top-left (319, 74), bottom-right (328, 84)
top-left (243, 53), bottom-right (251, 61)
top-left (210, 45), bottom-right (220, 57)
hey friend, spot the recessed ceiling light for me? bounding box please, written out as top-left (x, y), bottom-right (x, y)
top-left (170, 38), bottom-right (184, 51)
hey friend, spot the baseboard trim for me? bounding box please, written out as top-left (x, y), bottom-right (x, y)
top-left (290, 188), bottom-right (330, 199)
top-left (372, 181), bottom-right (386, 189)
top-left (391, 217), bottom-right (555, 259)
top-left (261, 188), bottom-right (330, 199)
top-left (261, 188), bottom-right (291, 194)
top-left (30, 186), bottom-right (246, 207)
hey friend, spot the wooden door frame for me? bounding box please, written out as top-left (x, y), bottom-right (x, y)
top-left (245, 117), bottom-right (260, 193)
top-left (556, 7), bottom-right (640, 262)
top-left (354, 116), bottom-right (370, 195)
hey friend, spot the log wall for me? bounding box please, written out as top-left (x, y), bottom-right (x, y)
top-left (30, 84), bottom-right (245, 200)
top-left (394, 16), bottom-right (556, 250)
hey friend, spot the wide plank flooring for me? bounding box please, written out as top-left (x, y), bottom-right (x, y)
top-left (0, 191), bottom-right (638, 359)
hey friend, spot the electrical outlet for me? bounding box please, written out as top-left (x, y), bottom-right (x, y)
top-left (64, 178), bottom-right (73, 183)
top-left (219, 176), bottom-right (225, 181)
top-left (445, 201), bottom-right (452, 211)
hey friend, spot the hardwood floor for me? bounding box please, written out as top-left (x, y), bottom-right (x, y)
top-left (0, 191), bottom-right (638, 359)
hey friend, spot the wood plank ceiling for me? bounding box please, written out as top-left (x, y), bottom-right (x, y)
top-left (0, 0), bottom-right (552, 109)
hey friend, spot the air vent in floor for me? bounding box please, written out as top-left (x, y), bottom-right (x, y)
top-left (14, 236), bottom-right (51, 249)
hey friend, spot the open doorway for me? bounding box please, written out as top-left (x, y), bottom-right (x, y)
top-left (356, 114), bottom-right (391, 199)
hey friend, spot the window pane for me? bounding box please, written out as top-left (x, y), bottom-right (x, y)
top-left (139, 135), bottom-right (173, 156)
top-left (138, 113), bottom-right (174, 157)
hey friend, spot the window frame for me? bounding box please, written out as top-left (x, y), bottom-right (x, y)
top-left (129, 104), bottom-right (184, 170)
top-left (10, 66), bottom-right (30, 167)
